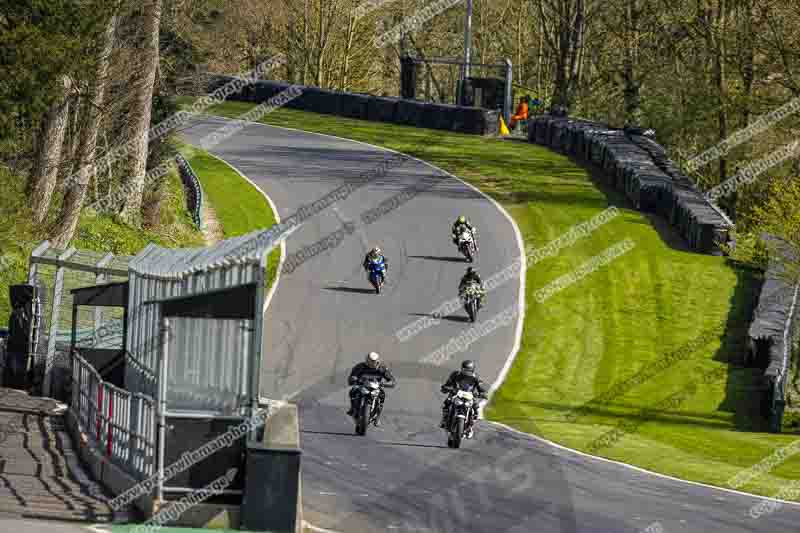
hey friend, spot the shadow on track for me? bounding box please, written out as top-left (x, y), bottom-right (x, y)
top-left (409, 313), bottom-right (470, 323)
top-left (323, 286), bottom-right (376, 294)
top-left (408, 255), bottom-right (467, 263)
top-left (302, 430), bottom-right (450, 449)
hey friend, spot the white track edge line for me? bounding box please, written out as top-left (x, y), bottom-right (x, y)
top-left (488, 419), bottom-right (800, 507)
top-left (196, 113), bottom-right (800, 509)
top-left (303, 519), bottom-right (346, 533)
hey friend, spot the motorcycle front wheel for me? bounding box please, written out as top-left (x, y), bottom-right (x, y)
top-left (356, 400), bottom-right (369, 436)
top-left (451, 417), bottom-right (465, 449)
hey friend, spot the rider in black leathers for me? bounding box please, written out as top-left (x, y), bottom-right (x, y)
top-left (459, 267), bottom-right (486, 308)
top-left (347, 351), bottom-right (396, 426)
top-left (440, 360), bottom-right (489, 438)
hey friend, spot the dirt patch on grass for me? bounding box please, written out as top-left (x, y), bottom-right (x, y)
top-left (201, 201), bottom-right (224, 245)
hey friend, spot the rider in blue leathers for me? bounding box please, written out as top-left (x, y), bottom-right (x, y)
top-left (363, 246), bottom-right (388, 280)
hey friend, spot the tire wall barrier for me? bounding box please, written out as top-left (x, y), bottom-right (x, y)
top-left (747, 235), bottom-right (800, 433)
top-left (206, 76), bottom-right (500, 136)
top-left (175, 153), bottom-right (203, 228)
top-left (526, 114), bottom-right (733, 255)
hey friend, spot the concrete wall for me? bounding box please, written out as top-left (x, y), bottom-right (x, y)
top-left (65, 408), bottom-right (155, 518)
top-left (66, 408), bottom-right (244, 528)
top-left (241, 402), bottom-right (303, 533)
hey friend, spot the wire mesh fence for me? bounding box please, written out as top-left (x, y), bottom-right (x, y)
top-left (27, 243), bottom-right (131, 397)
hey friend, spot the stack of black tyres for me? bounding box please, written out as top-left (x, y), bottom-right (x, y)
top-left (527, 114), bottom-right (731, 254)
top-left (367, 96), bottom-right (399, 123)
top-left (338, 92), bottom-right (370, 119)
top-left (204, 76), bottom-right (502, 136)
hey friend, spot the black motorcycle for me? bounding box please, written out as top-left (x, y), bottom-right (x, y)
top-left (460, 282), bottom-right (483, 323)
top-left (443, 386), bottom-right (483, 448)
top-left (351, 376), bottom-right (393, 435)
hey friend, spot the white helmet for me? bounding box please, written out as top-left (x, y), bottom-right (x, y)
top-left (366, 351), bottom-right (380, 368)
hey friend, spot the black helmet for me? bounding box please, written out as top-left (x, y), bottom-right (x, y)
top-left (461, 360), bottom-right (475, 375)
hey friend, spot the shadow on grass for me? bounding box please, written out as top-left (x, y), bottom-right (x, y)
top-left (714, 263), bottom-right (771, 432)
top-left (509, 398), bottom-right (734, 431)
top-left (572, 159), bottom-right (694, 255)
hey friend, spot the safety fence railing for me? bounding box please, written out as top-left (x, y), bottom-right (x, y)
top-left (27, 241), bottom-right (131, 398)
top-left (71, 351), bottom-right (156, 480)
top-left (175, 153), bottom-right (203, 228)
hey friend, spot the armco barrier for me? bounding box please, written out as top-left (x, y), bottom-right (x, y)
top-left (528, 114), bottom-right (732, 254)
top-left (205, 75), bottom-right (500, 136)
top-left (175, 154), bottom-right (203, 228)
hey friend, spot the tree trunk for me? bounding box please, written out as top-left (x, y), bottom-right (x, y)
top-left (544, 0), bottom-right (585, 112)
top-left (118, 0), bottom-right (162, 226)
top-left (536, 18), bottom-right (544, 99)
top-left (28, 76), bottom-right (72, 225)
top-left (623, 0), bottom-right (642, 126)
top-left (739, 0), bottom-right (754, 128)
top-left (340, 10), bottom-right (356, 90)
top-left (51, 14), bottom-right (117, 248)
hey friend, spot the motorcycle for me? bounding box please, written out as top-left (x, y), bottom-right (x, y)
top-left (366, 257), bottom-right (386, 294)
top-left (460, 282), bottom-right (483, 322)
top-left (351, 376), bottom-right (392, 435)
top-left (456, 228), bottom-right (477, 262)
top-left (444, 387), bottom-right (479, 448)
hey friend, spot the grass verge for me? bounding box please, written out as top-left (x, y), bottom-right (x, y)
top-left (0, 164), bottom-right (204, 325)
top-left (176, 142), bottom-right (281, 290)
top-left (180, 97), bottom-right (800, 499)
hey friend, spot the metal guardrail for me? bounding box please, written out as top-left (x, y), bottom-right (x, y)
top-left (71, 351), bottom-right (156, 480)
top-left (175, 154), bottom-right (203, 228)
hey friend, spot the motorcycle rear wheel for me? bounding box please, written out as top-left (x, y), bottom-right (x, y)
top-left (466, 300), bottom-right (477, 322)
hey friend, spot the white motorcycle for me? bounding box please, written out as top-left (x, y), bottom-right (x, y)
top-left (456, 228), bottom-right (477, 262)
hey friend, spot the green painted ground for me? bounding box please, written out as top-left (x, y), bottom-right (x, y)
top-left (177, 96), bottom-right (799, 500)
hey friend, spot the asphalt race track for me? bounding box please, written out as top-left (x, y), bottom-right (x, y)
top-left (180, 116), bottom-right (800, 533)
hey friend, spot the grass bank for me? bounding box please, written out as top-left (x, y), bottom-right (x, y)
top-left (176, 142), bottom-right (281, 289)
top-left (180, 97), bottom-right (799, 499)
top-left (0, 164), bottom-right (203, 325)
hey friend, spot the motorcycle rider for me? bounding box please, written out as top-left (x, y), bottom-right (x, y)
top-left (346, 351), bottom-right (396, 426)
top-left (451, 216), bottom-right (477, 247)
top-left (440, 360), bottom-right (489, 439)
top-left (459, 267), bottom-right (486, 309)
top-left (363, 246), bottom-right (388, 280)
